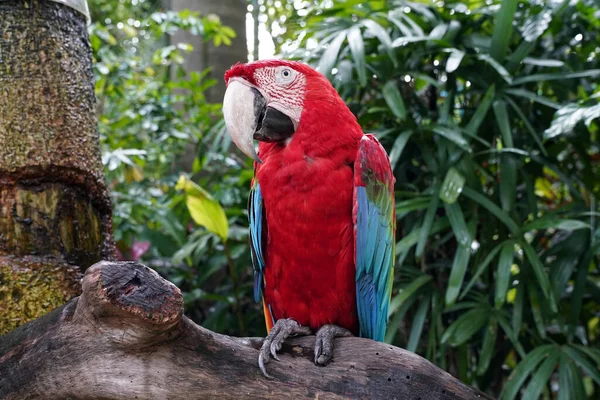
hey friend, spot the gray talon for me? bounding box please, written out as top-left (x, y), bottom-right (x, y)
top-left (313, 324), bottom-right (353, 366)
top-left (258, 318), bottom-right (311, 377)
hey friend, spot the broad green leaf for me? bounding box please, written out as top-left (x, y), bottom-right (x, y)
top-left (501, 345), bottom-right (555, 400)
top-left (512, 69), bottom-right (600, 85)
top-left (176, 175), bottom-right (228, 241)
top-left (446, 245), bottom-right (472, 306)
top-left (544, 102), bottom-right (600, 139)
top-left (361, 19), bottom-right (396, 66)
top-left (465, 85), bottom-right (496, 137)
top-left (495, 242), bottom-right (514, 309)
top-left (512, 281), bottom-right (524, 334)
top-left (416, 184), bottom-right (441, 257)
top-left (446, 49), bottom-right (465, 73)
top-left (440, 167), bottom-right (466, 204)
top-left (477, 318), bottom-right (498, 375)
top-left (490, 0), bottom-right (518, 62)
top-left (389, 275), bottom-right (432, 315)
top-left (431, 126), bottom-right (471, 152)
top-left (523, 217), bottom-right (590, 232)
top-left (441, 307), bottom-right (488, 347)
top-left (389, 130), bottom-right (414, 169)
top-left (500, 154), bottom-right (517, 213)
top-left (522, 351), bottom-right (560, 400)
top-left (407, 293), bottom-right (431, 352)
top-left (522, 57), bottom-right (564, 68)
top-left (497, 316), bottom-right (526, 358)
top-left (444, 202), bottom-right (471, 246)
top-left (494, 99), bottom-right (513, 147)
top-left (347, 26), bottom-right (367, 86)
top-left (317, 30), bottom-right (347, 78)
top-left (382, 80), bottom-right (407, 120)
top-left (559, 353), bottom-right (587, 400)
top-left (463, 187), bottom-right (520, 235)
top-left (563, 346), bottom-right (600, 386)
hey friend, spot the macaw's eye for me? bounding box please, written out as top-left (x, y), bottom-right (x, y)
top-left (282, 69), bottom-right (291, 78)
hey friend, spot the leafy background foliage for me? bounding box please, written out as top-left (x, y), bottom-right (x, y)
top-left (91, 0), bottom-right (600, 398)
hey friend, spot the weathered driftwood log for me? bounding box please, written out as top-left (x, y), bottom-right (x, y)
top-left (0, 261), bottom-right (493, 400)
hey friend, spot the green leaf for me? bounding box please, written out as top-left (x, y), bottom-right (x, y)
top-left (416, 184), bottom-right (441, 257)
top-left (522, 217), bottom-right (590, 232)
top-left (347, 26), bottom-right (367, 86)
top-left (444, 203), bottom-right (471, 247)
top-left (460, 242), bottom-right (503, 299)
top-left (388, 275), bottom-right (432, 315)
top-left (317, 30), bottom-right (347, 78)
top-left (522, 57), bottom-right (564, 68)
top-left (501, 345), bottom-right (554, 400)
top-left (431, 125), bottom-right (471, 153)
top-left (389, 130), bottom-right (414, 169)
top-left (527, 283), bottom-right (547, 339)
top-left (494, 99), bottom-right (514, 147)
top-left (512, 69), bottom-right (600, 85)
top-left (440, 167), bottom-right (466, 205)
top-left (512, 281), bottom-right (524, 334)
top-left (478, 54), bottom-right (513, 83)
top-left (559, 353), bottom-right (587, 400)
top-left (385, 294), bottom-right (418, 344)
top-left (176, 175), bottom-right (228, 241)
top-left (544, 102), bottom-right (600, 139)
top-left (568, 249), bottom-right (591, 339)
top-left (361, 19), bottom-right (396, 66)
top-left (463, 187), bottom-right (520, 235)
top-left (504, 88), bottom-right (560, 109)
top-left (495, 242), bottom-right (514, 309)
top-left (522, 351), bottom-right (560, 400)
top-left (396, 196), bottom-right (430, 215)
top-left (407, 293), bottom-right (431, 352)
top-left (396, 216), bottom-right (450, 254)
top-left (500, 154), bottom-right (517, 213)
top-left (563, 346), bottom-right (600, 386)
top-left (446, 244), bottom-right (472, 306)
top-left (382, 80), bottom-right (407, 120)
top-left (446, 49), bottom-right (465, 73)
top-left (490, 0), bottom-right (518, 62)
top-left (521, 241), bottom-right (555, 310)
top-left (477, 318), bottom-right (498, 375)
top-left (497, 316), bottom-right (526, 358)
top-left (504, 96), bottom-right (547, 156)
top-left (465, 85), bottom-right (496, 138)
top-left (441, 307), bottom-right (488, 347)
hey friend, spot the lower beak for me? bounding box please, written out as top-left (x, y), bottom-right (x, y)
top-left (223, 79), bottom-right (296, 163)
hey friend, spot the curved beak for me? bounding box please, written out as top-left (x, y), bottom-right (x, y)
top-left (222, 78), bottom-right (296, 163)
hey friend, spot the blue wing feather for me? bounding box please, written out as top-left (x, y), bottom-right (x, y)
top-left (249, 181), bottom-right (266, 303)
top-left (354, 135), bottom-right (396, 342)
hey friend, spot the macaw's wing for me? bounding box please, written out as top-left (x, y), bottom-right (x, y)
top-left (248, 164), bottom-right (275, 332)
top-left (353, 134), bottom-right (396, 342)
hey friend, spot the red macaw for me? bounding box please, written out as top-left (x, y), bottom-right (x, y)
top-left (222, 60), bottom-right (396, 377)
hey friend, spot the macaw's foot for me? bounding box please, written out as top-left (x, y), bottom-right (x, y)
top-left (314, 324), bottom-right (353, 366)
top-left (259, 318), bottom-right (312, 378)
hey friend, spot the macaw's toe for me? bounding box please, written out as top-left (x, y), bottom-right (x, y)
top-left (258, 318), bottom-right (311, 378)
top-left (314, 324), bottom-right (353, 366)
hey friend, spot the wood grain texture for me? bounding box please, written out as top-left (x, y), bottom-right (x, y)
top-left (0, 261), bottom-right (494, 400)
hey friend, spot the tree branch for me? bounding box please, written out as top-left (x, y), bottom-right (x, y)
top-left (0, 261), bottom-right (493, 400)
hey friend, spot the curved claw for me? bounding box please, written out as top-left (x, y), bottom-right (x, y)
top-left (257, 318), bottom-right (311, 378)
top-left (258, 352), bottom-right (272, 379)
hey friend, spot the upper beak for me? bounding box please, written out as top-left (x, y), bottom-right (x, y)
top-left (222, 78), bottom-right (296, 163)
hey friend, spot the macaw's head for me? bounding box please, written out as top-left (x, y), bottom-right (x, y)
top-left (222, 59), bottom-right (339, 162)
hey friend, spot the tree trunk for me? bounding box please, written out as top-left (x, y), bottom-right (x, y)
top-left (0, 260), bottom-right (494, 400)
top-left (0, 0), bottom-right (115, 335)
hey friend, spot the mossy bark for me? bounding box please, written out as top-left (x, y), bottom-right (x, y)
top-left (0, 0), bottom-right (115, 334)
